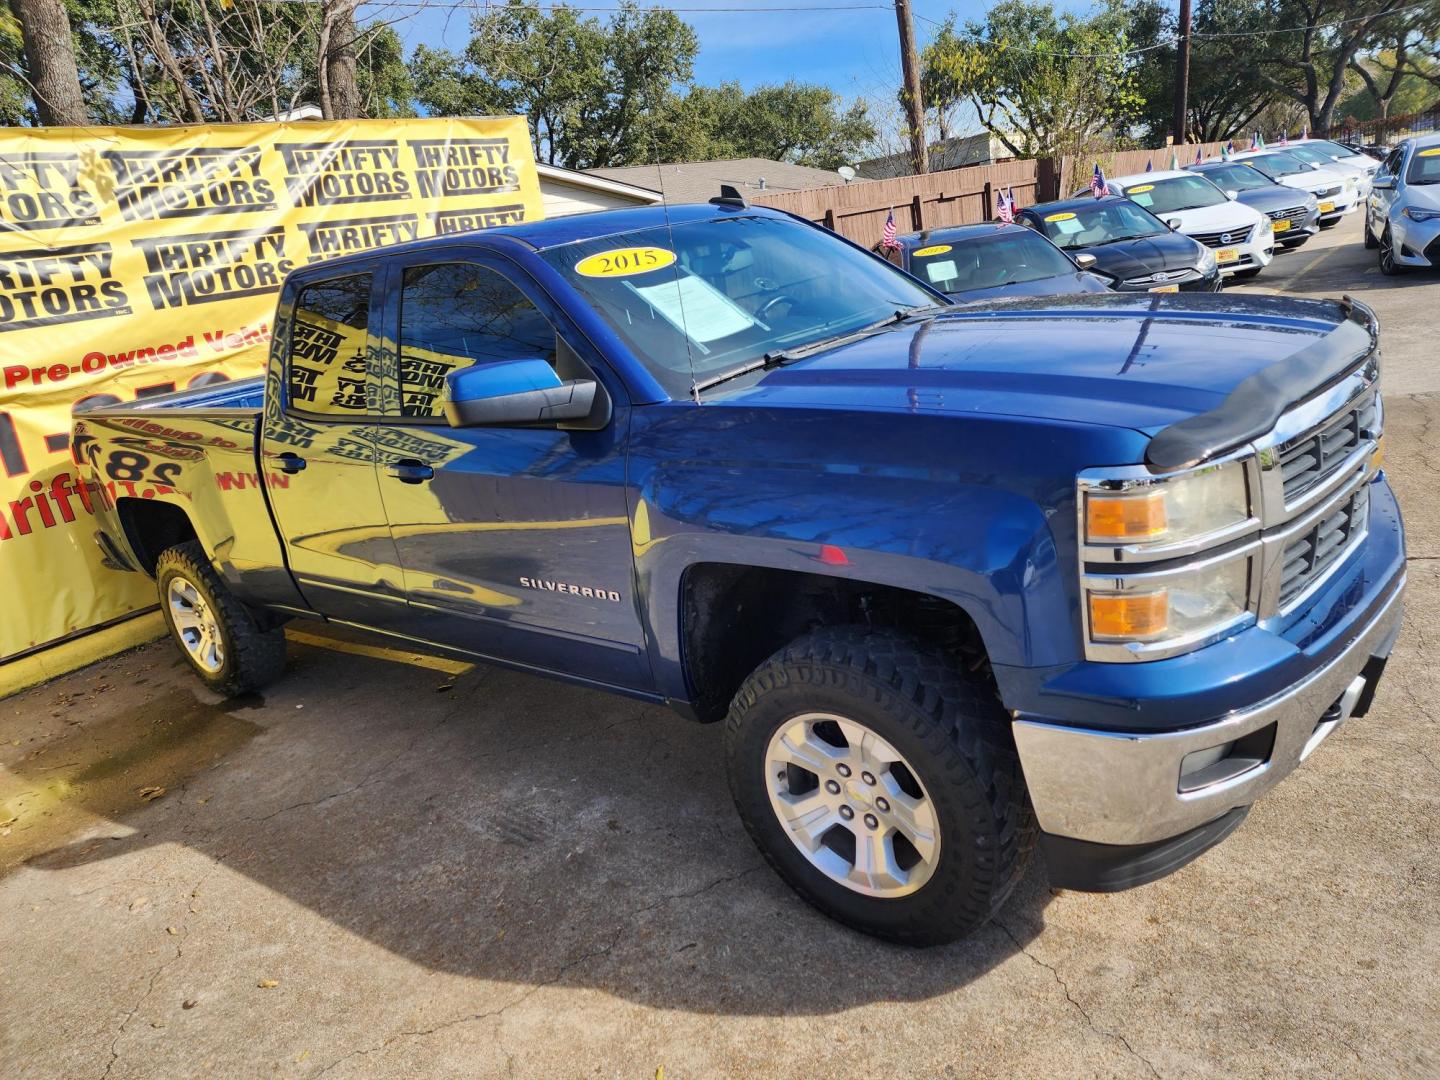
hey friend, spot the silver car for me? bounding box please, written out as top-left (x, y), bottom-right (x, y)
top-left (1365, 134), bottom-right (1440, 276)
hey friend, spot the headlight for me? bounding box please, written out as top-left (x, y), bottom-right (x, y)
top-left (1197, 246), bottom-right (1218, 273)
top-left (1403, 206), bottom-right (1440, 222)
top-left (1080, 461), bottom-right (1250, 552)
top-left (1084, 553), bottom-right (1253, 656)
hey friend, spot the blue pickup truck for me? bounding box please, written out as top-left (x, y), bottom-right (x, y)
top-left (72, 201), bottom-right (1406, 945)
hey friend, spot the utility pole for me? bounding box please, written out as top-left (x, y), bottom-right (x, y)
top-left (895, 0), bottom-right (928, 174)
top-left (1172, 0), bottom-right (1192, 145)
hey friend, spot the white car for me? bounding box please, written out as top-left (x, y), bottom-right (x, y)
top-left (1103, 169), bottom-right (1274, 278)
top-left (1288, 138), bottom-right (1380, 197)
top-left (1364, 132), bottom-right (1440, 275)
top-left (1227, 150), bottom-right (1360, 225)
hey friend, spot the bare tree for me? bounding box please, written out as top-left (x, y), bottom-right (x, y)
top-left (11, 0), bottom-right (87, 124)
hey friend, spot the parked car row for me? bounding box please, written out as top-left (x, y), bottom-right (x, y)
top-left (876, 135), bottom-right (1412, 303)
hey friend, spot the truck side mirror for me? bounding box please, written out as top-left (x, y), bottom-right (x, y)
top-left (443, 358), bottom-right (600, 428)
top-left (1073, 253), bottom-right (1098, 270)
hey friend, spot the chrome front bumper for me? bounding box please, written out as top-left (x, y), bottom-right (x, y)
top-left (1012, 576), bottom-right (1404, 846)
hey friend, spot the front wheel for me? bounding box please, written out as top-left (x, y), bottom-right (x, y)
top-left (1379, 226), bottom-right (1406, 276)
top-left (156, 541), bottom-right (287, 695)
top-left (1363, 217), bottom-right (1379, 249)
top-left (724, 627), bottom-right (1034, 945)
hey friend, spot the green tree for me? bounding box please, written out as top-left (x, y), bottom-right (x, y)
top-left (656, 81), bottom-right (875, 168)
top-left (921, 0), bottom-right (1144, 158)
top-left (411, 1), bottom-right (697, 169)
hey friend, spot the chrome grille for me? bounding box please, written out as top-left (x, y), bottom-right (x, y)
top-left (1190, 226), bottom-right (1254, 248)
top-left (1314, 185), bottom-right (1342, 199)
top-left (1277, 392), bottom-right (1378, 503)
top-left (1278, 484), bottom-right (1369, 609)
top-left (1267, 205), bottom-right (1309, 230)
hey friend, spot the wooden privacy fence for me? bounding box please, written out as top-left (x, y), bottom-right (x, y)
top-left (752, 141), bottom-right (1237, 247)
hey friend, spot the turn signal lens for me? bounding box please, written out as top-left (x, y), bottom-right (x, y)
top-left (1370, 435), bottom-right (1385, 471)
top-left (1086, 492), bottom-right (1168, 542)
top-left (1089, 591), bottom-right (1169, 640)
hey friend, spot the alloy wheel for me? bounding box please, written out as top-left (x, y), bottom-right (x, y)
top-left (168, 576), bottom-right (225, 673)
top-left (764, 712), bottom-right (941, 898)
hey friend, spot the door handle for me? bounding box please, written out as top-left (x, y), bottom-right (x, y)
top-left (275, 452), bottom-right (307, 474)
top-left (384, 458), bottom-right (434, 484)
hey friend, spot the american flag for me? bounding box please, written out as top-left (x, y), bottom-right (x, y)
top-left (1251, 132), bottom-right (1265, 150)
top-left (1221, 141), bottom-right (1233, 161)
top-left (1090, 163), bottom-right (1108, 199)
top-left (996, 187), bottom-right (1016, 223)
top-left (1195, 144), bottom-right (1204, 164)
top-left (1301, 125), bottom-right (1309, 140)
top-left (881, 208), bottom-right (898, 249)
top-left (1145, 159), bottom-right (1153, 172)
top-left (1279, 130), bottom-right (1289, 146)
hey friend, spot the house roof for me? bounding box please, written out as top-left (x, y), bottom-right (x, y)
top-left (585, 158), bottom-right (847, 203)
top-left (534, 162), bottom-right (661, 203)
top-left (855, 133), bottom-right (1013, 179)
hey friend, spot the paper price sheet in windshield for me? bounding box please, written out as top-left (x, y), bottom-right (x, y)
top-left (0, 117), bottom-right (543, 662)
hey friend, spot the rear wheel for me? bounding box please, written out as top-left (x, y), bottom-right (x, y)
top-left (724, 626), bottom-right (1034, 945)
top-left (156, 541), bottom-right (287, 695)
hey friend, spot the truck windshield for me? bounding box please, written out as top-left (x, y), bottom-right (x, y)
top-left (1120, 175), bottom-right (1227, 214)
top-left (1031, 201), bottom-right (1168, 249)
top-left (540, 215), bottom-right (939, 398)
top-left (910, 230), bottom-right (1076, 292)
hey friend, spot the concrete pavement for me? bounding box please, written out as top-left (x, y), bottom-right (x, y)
top-left (1, 213), bottom-right (1437, 1079)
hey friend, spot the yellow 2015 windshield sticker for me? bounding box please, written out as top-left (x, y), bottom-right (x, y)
top-left (913, 244), bottom-right (952, 256)
top-left (1044, 212), bottom-right (1076, 222)
top-left (1127, 183), bottom-right (1156, 193)
top-left (1419, 147), bottom-right (1440, 157)
top-left (575, 246), bottom-right (676, 278)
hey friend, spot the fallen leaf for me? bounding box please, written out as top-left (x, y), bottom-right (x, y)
top-left (296, 1050), bottom-right (310, 1063)
top-left (166, 926), bottom-right (179, 936)
top-left (130, 896), bottom-right (150, 912)
top-left (150, 1020), bottom-right (167, 1029)
top-left (138, 786), bottom-right (166, 802)
top-left (182, 999), bottom-right (198, 1010)
top-left (0, 816), bottom-right (18, 828)
top-left (257, 979), bottom-right (279, 989)
top-left (196, 796), bottom-right (211, 806)
top-left (656, 1068), bottom-right (665, 1080)
top-left (495, 929), bottom-right (505, 941)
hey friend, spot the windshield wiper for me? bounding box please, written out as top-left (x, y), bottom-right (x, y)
top-left (690, 307), bottom-right (927, 400)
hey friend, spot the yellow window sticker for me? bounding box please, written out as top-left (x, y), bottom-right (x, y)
top-left (575, 246), bottom-right (676, 278)
top-left (1419, 148), bottom-right (1440, 157)
top-left (913, 244), bottom-right (952, 257)
top-left (1044, 212), bottom-right (1076, 222)
top-left (1127, 184), bottom-right (1155, 194)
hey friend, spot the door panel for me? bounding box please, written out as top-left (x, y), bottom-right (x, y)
top-left (371, 256), bottom-right (650, 690)
top-left (262, 269), bottom-right (406, 624)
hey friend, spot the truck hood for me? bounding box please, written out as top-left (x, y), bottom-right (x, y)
top-left (723, 293), bottom-right (1354, 435)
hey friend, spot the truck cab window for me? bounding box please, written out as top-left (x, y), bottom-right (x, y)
top-left (288, 274), bottom-right (373, 417)
top-left (397, 262), bottom-right (557, 420)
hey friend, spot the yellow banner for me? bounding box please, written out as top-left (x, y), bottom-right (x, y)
top-left (0, 116), bottom-right (543, 661)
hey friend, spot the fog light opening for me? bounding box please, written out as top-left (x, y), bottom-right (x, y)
top-left (1178, 723), bottom-right (1276, 793)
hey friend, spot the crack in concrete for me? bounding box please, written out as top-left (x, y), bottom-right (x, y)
top-left (99, 930), bottom-right (186, 1080)
top-left (995, 920), bottom-right (1161, 1079)
top-left (311, 863), bottom-right (766, 1076)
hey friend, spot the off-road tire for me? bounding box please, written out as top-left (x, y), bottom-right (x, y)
top-left (724, 626), bottom-right (1035, 945)
top-left (156, 541), bottom-right (287, 696)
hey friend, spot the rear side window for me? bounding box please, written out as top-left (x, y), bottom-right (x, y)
top-left (397, 262), bottom-right (557, 419)
top-left (288, 273), bottom-right (372, 417)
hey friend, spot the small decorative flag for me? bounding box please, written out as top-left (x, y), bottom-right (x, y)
top-left (1145, 159), bottom-right (1153, 172)
top-left (1090, 163), bottom-right (1108, 199)
top-left (1250, 132), bottom-right (1259, 150)
top-left (995, 186), bottom-right (1016, 223)
top-left (1225, 139), bottom-right (1235, 155)
top-left (1279, 130), bottom-right (1289, 146)
top-left (1170, 150), bottom-right (1179, 170)
top-left (1195, 145), bottom-right (1204, 165)
top-left (1301, 125), bottom-right (1309, 140)
top-left (1255, 132), bottom-right (1267, 149)
top-left (881, 207), bottom-right (898, 249)
top-left (1222, 142), bottom-right (1233, 161)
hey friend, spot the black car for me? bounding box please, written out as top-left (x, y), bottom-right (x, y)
top-left (1188, 161), bottom-right (1320, 249)
top-left (879, 222), bottom-right (1112, 303)
top-left (1015, 195), bottom-right (1223, 292)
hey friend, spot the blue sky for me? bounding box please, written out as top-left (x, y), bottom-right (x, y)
top-left (362, 0), bottom-right (1014, 108)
